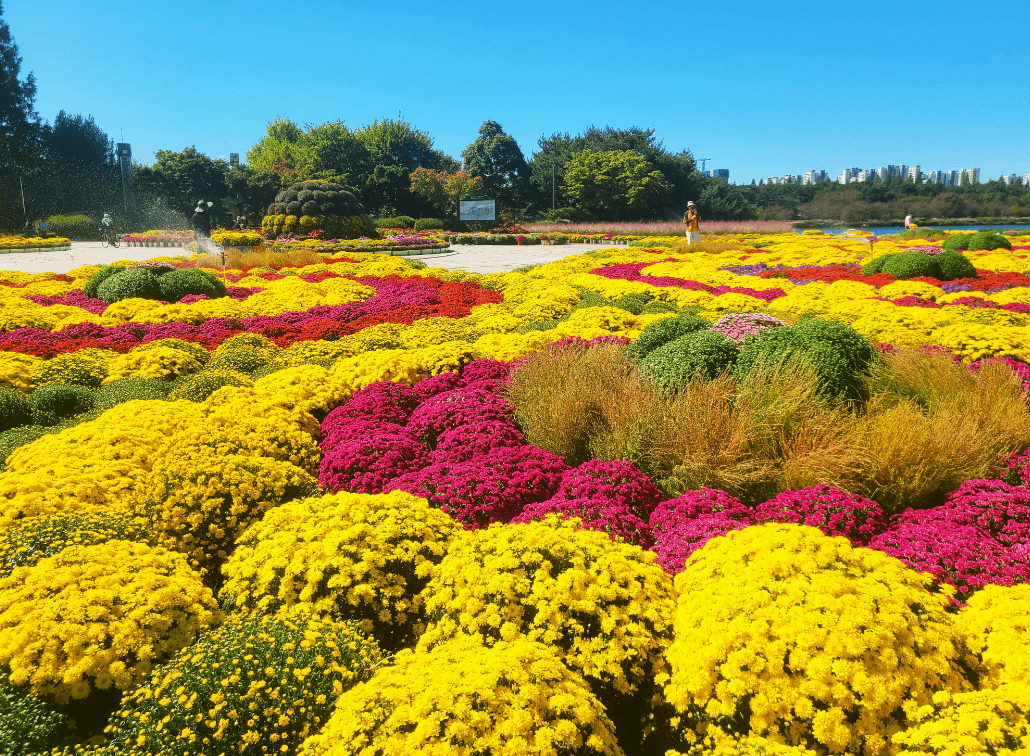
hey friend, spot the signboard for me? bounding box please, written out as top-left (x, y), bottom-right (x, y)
top-left (459, 199), bottom-right (495, 221)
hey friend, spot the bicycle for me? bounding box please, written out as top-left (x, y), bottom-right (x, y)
top-left (100, 226), bottom-right (119, 248)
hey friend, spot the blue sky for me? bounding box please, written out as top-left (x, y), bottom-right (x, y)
top-left (7, 0), bottom-right (1030, 184)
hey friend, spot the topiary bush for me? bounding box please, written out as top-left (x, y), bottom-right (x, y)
top-left (94, 377), bottom-right (171, 411)
top-left (943, 230), bottom-right (1013, 252)
top-left (298, 636), bottom-right (622, 756)
top-left (375, 215), bottom-right (416, 229)
top-left (880, 251), bottom-right (944, 280)
top-left (221, 490), bottom-right (458, 651)
top-left (155, 267), bottom-right (226, 302)
top-left (0, 387), bottom-right (32, 432)
top-left (663, 524), bottom-right (977, 756)
top-left (935, 249), bottom-right (978, 280)
top-left (639, 330), bottom-right (739, 390)
top-left (734, 318), bottom-right (877, 401)
top-left (414, 217), bottom-right (449, 232)
top-left (99, 608), bottom-right (382, 756)
top-left (262, 180), bottom-right (377, 239)
top-left (82, 264), bottom-right (126, 299)
top-left (623, 314), bottom-right (710, 362)
top-left (95, 267), bottom-right (163, 303)
top-left (30, 384), bottom-right (95, 426)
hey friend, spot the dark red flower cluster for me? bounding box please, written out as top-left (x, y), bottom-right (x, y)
top-left (754, 484), bottom-right (887, 544)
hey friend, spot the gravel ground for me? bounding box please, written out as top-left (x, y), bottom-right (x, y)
top-left (0, 241), bottom-right (624, 275)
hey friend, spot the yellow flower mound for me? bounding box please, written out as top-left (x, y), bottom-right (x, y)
top-left (672, 731), bottom-right (817, 756)
top-left (134, 450), bottom-right (316, 571)
top-left (419, 516), bottom-right (675, 696)
top-left (101, 606), bottom-right (382, 756)
top-left (0, 352), bottom-right (39, 393)
top-left (29, 350), bottom-right (108, 388)
top-left (0, 400), bottom-right (202, 528)
top-left (956, 585), bottom-right (1030, 688)
top-left (665, 524), bottom-right (975, 756)
top-left (892, 686), bottom-right (1030, 755)
top-left (103, 345), bottom-right (205, 383)
top-left (221, 491), bottom-right (457, 650)
top-left (298, 636), bottom-right (623, 756)
top-left (252, 364), bottom-right (348, 416)
top-left (0, 539), bottom-right (218, 703)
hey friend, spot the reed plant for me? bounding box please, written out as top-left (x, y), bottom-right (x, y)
top-left (194, 248), bottom-right (322, 270)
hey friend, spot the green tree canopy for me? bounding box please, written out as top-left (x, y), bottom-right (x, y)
top-left (460, 121), bottom-right (530, 210)
top-left (134, 147), bottom-right (228, 219)
top-left (0, 0), bottom-right (41, 224)
top-left (562, 149), bottom-right (673, 221)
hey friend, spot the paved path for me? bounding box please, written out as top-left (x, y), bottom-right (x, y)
top-left (0, 241), bottom-right (624, 276)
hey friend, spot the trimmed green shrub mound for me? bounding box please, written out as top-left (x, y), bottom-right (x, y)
top-left (943, 230), bottom-right (1012, 252)
top-left (96, 267), bottom-right (162, 303)
top-left (0, 674), bottom-right (72, 755)
top-left (880, 252), bottom-right (943, 280)
top-left (94, 378), bottom-right (172, 411)
top-left (45, 213), bottom-right (95, 241)
top-left (375, 215), bottom-right (416, 229)
top-left (640, 330), bottom-right (739, 390)
top-left (414, 217), bottom-right (450, 232)
top-left (168, 371), bottom-right (252, 402)
top-left (0, 387), bottom-right (32, 433)
top-left (611, 292), bottom-right (654, 315)
top-left (735, 318), bottom-right (877, 401)
top-left (895, 227), bottom-right (946, 241)
top-left (82, 264), bottom-right (126, 299)
top-left (263, 180), bottom-right (377, 239)
top-left (30, 384), bottom-right (95, 426)
top-left (935, 249), bottom-right (978, 280)
top-left (156, 267), bottom-right (227, 302)
top-left (623, 314), bottom-right (711, 362)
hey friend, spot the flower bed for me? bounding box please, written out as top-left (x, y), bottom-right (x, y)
top-left (0, 236), bottom-right (72, 253)
top-left (0, 230), bottom-right (1029, 755)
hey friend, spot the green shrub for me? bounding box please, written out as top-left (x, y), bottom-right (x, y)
top-left (206, 349), bottom-right (271, 374)
top-left (735, 318), bottom-right (877, 401)
top-left (156, 267), bottom-right (226, 302)
top-left (82, 265), bottom-right (126, 299)
top-left (0, 387), bottom-right (32, 432)
top-left (376, 215), bottom-right (416, 229)
top-left (94, 378), bottom-right (172, 411)
top-left (640, 330), bottom-right (739, 390)
top-left (0, 674), bottom-right (72, 755)
top-left (896, 227), bottom-right (946, 241)
top-left (623, 314), bottom-right (711, 362)
top-left (880, 251), bottom-right (944, 280)
top-left (168, 371), bottom-right (252, 402)
top-left (96, 268), bottom-right (162, 304)
top-left (860, 255), bottom-right (890, 276)
top-left (414, 218), bottom-right (449, 232)
top-left (405, 258), bottom-right (428, 270)
top-left (641, 300), bottom-right (679, 315)
top-left (45, 213), bottom-right (95, 240)
top-left (0, 511), bottom-right (153, 577)
top-left (98, 609), bottom-right (381, 756)
top-left (935, 249), bottom-right (978, 280)
top-left (943, 230), bottom-right (1012, 252)
top-left (30, 384), bottom-right (95, 426)
top-left (612, 292), bottom-right (654, 315)
top-left (30, 352), bottom-right (107, 389)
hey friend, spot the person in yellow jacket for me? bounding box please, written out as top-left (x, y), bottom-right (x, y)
top-left (683, 201), bottom-right (700, 244)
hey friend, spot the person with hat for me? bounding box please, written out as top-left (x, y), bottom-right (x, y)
top-left (192, 201), bottom-right (214, 253)
top-left (683, 201), bottom-right (700, 245)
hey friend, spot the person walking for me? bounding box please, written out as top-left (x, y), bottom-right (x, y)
top-left (683, 201), bottom-right (700, 245)
top-left (904, 213), bottom-right (913, 230)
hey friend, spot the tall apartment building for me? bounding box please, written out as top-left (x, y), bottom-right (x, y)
top-left (1025, 173), bottom-right (1030, 187)
top-left (803, 170), bottom-right (829, 184)
top-left (907, 166), bottom-right (921, 182)
top-left (1001, 174), bottom-right (1021, 185)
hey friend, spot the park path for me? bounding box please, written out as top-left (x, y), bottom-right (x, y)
top-left (0, 241), bottom-right (620, 275)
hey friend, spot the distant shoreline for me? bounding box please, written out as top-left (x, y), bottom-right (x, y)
top-left (792, 217), bottom-right (1030, 229)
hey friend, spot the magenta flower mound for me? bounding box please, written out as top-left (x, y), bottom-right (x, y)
top-left (651, 512), bottom-right (752, 574)
top-left (753, 484), bottom-right (887, 544)
top-left (996, 447), bottom-right (1030, 488)
top-left (711, 312), bottom-right (787, 344)
top-left (405, 389), bottom-right (512, 447)
top-left (387, 445), bottom-right (567, 528)
top-left (916, 479), bottom-right (1030, 547)
top-left (432, 420), bottom-right (526, 463)
top-left (513, 497), bottom-right (653, 547)
top-left (459, 359), bottom-right (511, 385)
top-left (320, 416), bottom-right (406, 453)
top-left (318, 433), bottom-right (431, 494)
top-left (413, 372), bottom-right (462, 400)
top-left (553, 460), bottom-right (663, 520)
top-left (868, 517), bottom-right (1030, 597)
top-left (648, 488), bottom-right (752, 536)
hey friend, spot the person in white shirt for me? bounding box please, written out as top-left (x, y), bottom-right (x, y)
top-left (904, 213), bottom-right (913, 229)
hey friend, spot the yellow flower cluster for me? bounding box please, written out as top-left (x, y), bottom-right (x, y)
top-left (0, 539), bottom-right (218, 702)
top-left (665, 524), bottom-right (975, 756)
top-left (0, 352), bottom-right (38, 393)
top-left (419, 516), bottom-right (676, 696)
top-left (221, 491), bottom-right (457, 650)
top-left (103, 345), bottom-right (205, 383)
top-left (30, 350), bottom-right (108, 388)
top-left (96, 606), bottom-right (382, 756)
top-left (892, 686), bottom-right (1030, 755)
top-left (956, 584), bottom-right (1030, 688)
top-left (298, 636), bottom-right (623, 756)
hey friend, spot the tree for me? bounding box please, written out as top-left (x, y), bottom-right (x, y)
top-left (134, 147), bottom-right (228, 220)
top-left (460, 121), bottom-right (529, 210)
top-left (409, 168), bottom-right (482, 218)
top-left (0, 0), bottom-right (41, 225)
top-left (247, 117), bottom-right (317, 186)
top-left (562, 149), bottom-right (672, 220)
top-left (33, 111), bottom-right (119, 216)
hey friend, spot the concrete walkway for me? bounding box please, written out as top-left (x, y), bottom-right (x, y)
top-left (0, 241), bottom-right (624, 276)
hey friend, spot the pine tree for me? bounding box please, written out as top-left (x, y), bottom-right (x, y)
top-left (0, 1), bottom-right (40, 174)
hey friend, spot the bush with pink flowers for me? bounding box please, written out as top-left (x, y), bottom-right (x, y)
top-left (651, 512), bottom-right (752, 574)
top-left (710, 312), bottom-right (787, 344)
top-left (405, 389), bottom-right (512, 446)
top-left (931, 479), bottom-right (1030, 547)
top-left (432, 420), bottom-right (526, 463)
top-left (318, 432), bottom-right (431, 494)
top-left (753, 484), bottom-right (887, 544)
top-left (994, 447), bottom-right (1030, 488)
top-left (648, 488), bottom-right (752, 535)
top-left (553, 460), bottom-right (663, 520)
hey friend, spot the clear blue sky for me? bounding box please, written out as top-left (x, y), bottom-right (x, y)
top-left (7, 0), bottom-right (1030, 184)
